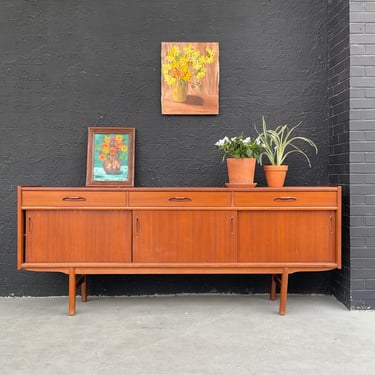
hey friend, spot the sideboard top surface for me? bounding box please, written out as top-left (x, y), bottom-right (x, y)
top-left (19, 186), bottom-right (341, 192)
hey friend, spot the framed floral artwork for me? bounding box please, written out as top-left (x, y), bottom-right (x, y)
top-left (161, 42), bottom-right (219, 115)
top-left (86, 127), bottom-right (135, 187)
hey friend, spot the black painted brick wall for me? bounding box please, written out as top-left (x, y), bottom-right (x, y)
top-left (328, 0), bottom-right (351, 307)
top-left (1, 1), bottom-right (331, 297)
top-left (349, 0), bottom-right (375, 309)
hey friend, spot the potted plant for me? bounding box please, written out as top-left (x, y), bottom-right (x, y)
top-left (215, 135), bottom-right (262, 186)
top-left (255, 116), bottom-right (318, 187)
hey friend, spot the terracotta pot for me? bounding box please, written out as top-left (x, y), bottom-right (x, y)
top-left (226, 158), bottom-right (256, 184)
top-left (264, 165), bottom-right (288, 187)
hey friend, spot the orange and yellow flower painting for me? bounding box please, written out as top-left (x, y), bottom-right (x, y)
top-left (161, 42), bottom-right (219, 115)
top-left (94, 133), bottom-right (129, 181)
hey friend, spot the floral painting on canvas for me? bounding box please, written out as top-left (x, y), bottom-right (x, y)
top-left (86, 127), bottom-right (135, 187)
top-left (161, 42), bottom-right (219, 115)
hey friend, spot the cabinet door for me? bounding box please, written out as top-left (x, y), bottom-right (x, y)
top-left (133, 210), bottom-right (237, 263)
top-left (238, 211), bottom-right (336, 263)
top-left (25, 210), bottom-right (131, 263)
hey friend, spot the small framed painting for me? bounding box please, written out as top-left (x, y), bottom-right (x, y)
top-left (86, 127), bottom-right (135, 187)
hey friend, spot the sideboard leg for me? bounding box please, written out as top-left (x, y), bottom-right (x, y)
top-left (68, 268), bottom-right (76, 316)
top-left (270, 274), bottom-right (277, 300)
top-left (81, 275), bottom-right (87, 302)
top-left (279, 269), bottom-right (289, 316)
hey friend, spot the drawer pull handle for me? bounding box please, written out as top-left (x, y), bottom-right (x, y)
top-left (273, 196), bottom-right (297, 202)
top-left (62, 196), bottom-right (87, 202)
top-left (168, 197), bottom-right (192, 202)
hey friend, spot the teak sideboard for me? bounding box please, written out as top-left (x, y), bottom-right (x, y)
top-left (17, 186), bottom-right (342, 315)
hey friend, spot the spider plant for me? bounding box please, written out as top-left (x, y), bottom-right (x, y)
top-left (255, 116), bottom-right (318, 166)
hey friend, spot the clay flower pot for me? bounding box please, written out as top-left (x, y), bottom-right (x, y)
top-left (263, 165), bottom-right (288, 187)
top-left (226, 158), bottom-right (256, 184)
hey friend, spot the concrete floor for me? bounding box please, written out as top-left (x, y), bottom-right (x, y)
top-left (1, 294), bottom-right (375, 375)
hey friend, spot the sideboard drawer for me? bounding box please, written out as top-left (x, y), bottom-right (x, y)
top-left (129, 192), bottom-right (231, 207)
top-left (233, 191), bottom-right (338, 207)
top-left (21, 191), bottom-right (127, 207)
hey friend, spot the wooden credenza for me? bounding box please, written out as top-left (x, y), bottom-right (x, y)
top-left (17, 186), bottom-right (342, 315)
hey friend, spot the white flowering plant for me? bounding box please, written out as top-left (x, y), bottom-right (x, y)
top-left (215, 135), bottom-right (262, 163)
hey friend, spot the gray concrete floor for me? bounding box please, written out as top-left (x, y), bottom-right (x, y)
top-left (1, 294), bottom-right (375, 375)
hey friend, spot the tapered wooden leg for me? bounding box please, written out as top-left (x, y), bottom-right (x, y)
top-left (68, 268), bottom-right (76, 316)
top-left (270, 274), bottom-right (277, 301)
top-left (279, 269), bottom-right (289, 316)
top-left (81, 275), bottom-right (87, 302)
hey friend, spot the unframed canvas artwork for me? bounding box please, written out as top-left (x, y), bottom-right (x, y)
top-left (161, 42), bottom-right (219, 115)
